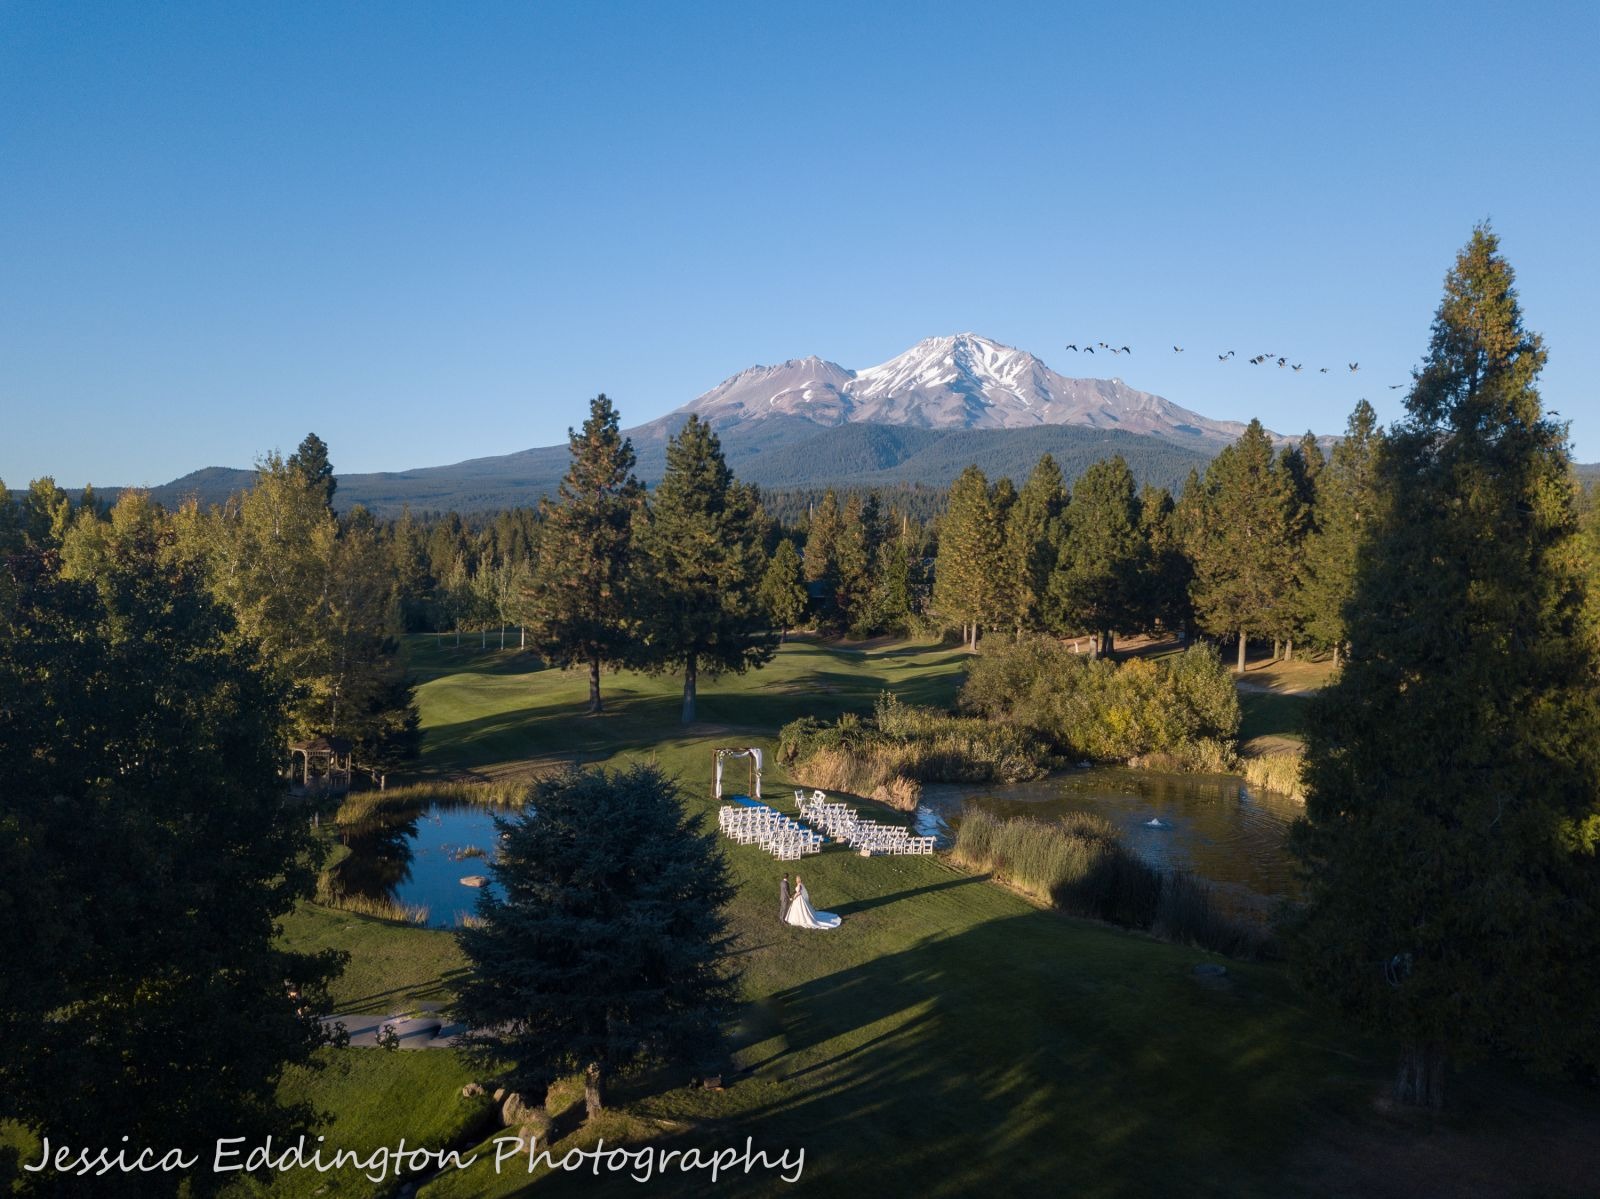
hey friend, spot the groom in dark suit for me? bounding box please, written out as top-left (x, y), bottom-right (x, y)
top-left (780, 874), bottom-right (791, 922)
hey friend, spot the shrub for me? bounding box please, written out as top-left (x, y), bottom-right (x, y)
top-left (779, 695), bottom-right (1052, 801)
top-left (960, 638), bottom-right (1241, 766)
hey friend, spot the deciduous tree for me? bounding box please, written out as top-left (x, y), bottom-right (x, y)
top-left (0, 494), bottom-right (343, 1196)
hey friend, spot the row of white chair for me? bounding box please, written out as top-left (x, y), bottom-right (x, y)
top-left (795, 792), bottom-right (935, 855)
top-left (718, 805), bottom-right (824, 859)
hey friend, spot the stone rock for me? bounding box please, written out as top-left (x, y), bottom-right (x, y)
top-left (461, 1082), bottom-right (484, 1098)
top-left (501, 1092), bottom-right (543, 1127)
top-left (460, 875), bottom-right (489, 887)
top-left (492, 1087), bottom-right (506, 1102)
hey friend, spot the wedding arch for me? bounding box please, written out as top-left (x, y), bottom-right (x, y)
top-left (712, 746), bottom-right (763, 802)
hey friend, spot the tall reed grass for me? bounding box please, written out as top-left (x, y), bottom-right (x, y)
top-left (951, 809), bottom-right (1268, 958)
top-left (1239, 751), bottom-right (1306, 801)
top-left (313, 874), bottom-right (431, 925)
top-left (335, 778), bottom-right (530, 822)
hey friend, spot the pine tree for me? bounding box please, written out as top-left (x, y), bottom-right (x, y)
top-left (1299, 400), bottom-right (1384, 666)
top-left (834, 492), bottom-right (884, 634)
top-left (637, 415), bottom-right (775, 724)
top-left (1186, 420), bottom-right (1300, 671)
top-left (388, 505), bottom-right (436, 632)
top-left (1001, 454), bottom-right (1068, 635)
top-left (1047, 455), bottom-right (1145, 656)
top-left (453, 765), bottom-right (737, 1120)
top-left (933, 466), bottom-right (1004, 650)
top-left (1289, 226), bottom-right (1600, 1108)
top-left (802, 490), bottom-right (843, 628)
top-left (1139, 483), bottom-right (1194, 638)
top-left (869, 539), bottom-right (915, 635)
top-left (521, 395), bottom-right (644, 713)
top-left (287, 431), bottom-right (336, 509)
top-left (758, 538), bottom-right (808, 642)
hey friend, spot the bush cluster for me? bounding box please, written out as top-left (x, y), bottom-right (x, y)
top-left (960, 637), bottom-right (1241, 767)
top-left (777, 694), bottom-right (1051, 810)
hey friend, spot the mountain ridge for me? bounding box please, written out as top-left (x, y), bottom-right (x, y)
top-left (89, 330), bottom-right (1370, 513)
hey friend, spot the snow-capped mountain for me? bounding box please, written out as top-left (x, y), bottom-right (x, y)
top-left (673, 333), bottom-right (1260, 447)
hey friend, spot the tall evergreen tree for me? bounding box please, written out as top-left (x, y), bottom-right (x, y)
top-left (758, 538), bottom-right (808, 642)
top-left (1186, 420), bottom-right (1301, 671)
top-left (637, 415), bottom-right (775, 724)
top-left (933, 466), bottom-right (1004, 650)
top-left (388, 505), bottom-right (436, 632)
top-left (287, 431), bottom-right (336, 509)
top-left (521, 395), bottom-right (644, 713)
top-left (1138, 483), bottom-right (1194, 637)
top-left (1299, 400), bottom-right (1384, 666)
top-left (834, 491), bottom-right (884, 634)
top-left (869, 539), bottom-right (915, 635)
top-left (1290, 227), bottom-right (1600, 1108)
top-left (1048, 455), bottom-right (1145, 656)
top-left (453, 764), bottom-right (737, 1120)
top-left (0, 494), bottom-right (342, 1195)
top-left (802, 490), bottom-right (843, 627)
top-left (1001, 454), bottom-right (1068, 635)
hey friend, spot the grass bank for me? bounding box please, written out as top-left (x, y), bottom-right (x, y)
top-left (255, 635), bottom-right (1597, 1199)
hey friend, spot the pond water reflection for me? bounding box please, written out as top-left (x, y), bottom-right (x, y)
top-left (331, 799), bottom-right (507, 928)
top-left (916, 766), bottom-right (1302, 913)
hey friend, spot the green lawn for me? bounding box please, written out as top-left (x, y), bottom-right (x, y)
top-left (1238, 689), bottom-right (1312, 751)
top-left (227, 1051), bottom-right (495, 1199)
top-left (259, 636), bottom-right (1595, 1198)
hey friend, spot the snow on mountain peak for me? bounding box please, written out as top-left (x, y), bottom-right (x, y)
top-left (679, 332), bottom-right (1264, 446)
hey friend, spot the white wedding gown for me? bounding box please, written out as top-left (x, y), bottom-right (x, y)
top-left (784, 884), bottom-right (841, 930)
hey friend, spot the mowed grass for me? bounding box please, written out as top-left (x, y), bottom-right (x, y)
top-left (381, 637), bottom-right (1379, 1197)
top-left (265, 637), bottom-right (1599, 1199)
top-left (1238, 690), bottom-right (1313, 753)
top-left (226, 1051), bottom-right (495, 1199)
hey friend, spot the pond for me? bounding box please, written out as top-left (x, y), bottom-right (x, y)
top-left (914, 766), bottom-right (1302, 915)
top-left (330, 799), bottom-right (508, 929)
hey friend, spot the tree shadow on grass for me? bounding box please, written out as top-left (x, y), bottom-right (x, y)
top-left (828, 873), bottom-right (987, 917)
top-left (521, 910), bottom-right (1382, 1199)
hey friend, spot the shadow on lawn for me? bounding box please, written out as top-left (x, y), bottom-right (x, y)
top-left (528, 911), bottom-right (1362, 1199)
top-left (828, 873), bottom-right (987, 917)
top-left (730, 920), bottom-right (1362, 1197)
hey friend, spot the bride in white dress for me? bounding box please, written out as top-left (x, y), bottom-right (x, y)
top-left (784, 875), bottom-right (841, 930)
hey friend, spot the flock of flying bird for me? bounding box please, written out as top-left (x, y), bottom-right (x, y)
top-left (1063, 341), bottom-right (1410, 389)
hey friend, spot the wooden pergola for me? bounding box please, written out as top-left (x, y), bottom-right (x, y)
top-left (287, 735), bottom-right (353, 797)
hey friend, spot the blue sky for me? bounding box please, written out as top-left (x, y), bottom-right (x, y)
top-left (3, 0), bottom-right (1597, 486)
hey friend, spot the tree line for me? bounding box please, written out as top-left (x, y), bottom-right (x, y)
top-left (2, 433), bottom-right (422, 781)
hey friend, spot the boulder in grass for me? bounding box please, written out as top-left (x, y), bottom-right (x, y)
top-left (461, 1082), bottom-right (485, 1098)
top-left (501, 1092), bottom-right (544, 1128)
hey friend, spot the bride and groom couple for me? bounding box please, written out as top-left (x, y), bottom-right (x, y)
top-left (780, 873), bottom-right (841, 930)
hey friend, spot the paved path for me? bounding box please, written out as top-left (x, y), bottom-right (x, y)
top-left (320, 1006), bottom-right (466, 1049)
